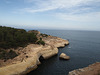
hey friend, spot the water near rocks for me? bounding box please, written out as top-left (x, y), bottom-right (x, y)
top-left (27, 30), bottom-right (100, 75)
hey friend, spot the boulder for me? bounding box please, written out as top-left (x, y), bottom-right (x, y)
top-left (59, 53), bottom-right (70, 60)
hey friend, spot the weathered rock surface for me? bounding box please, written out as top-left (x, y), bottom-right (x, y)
top-left (0, 33), bottom-right (69, 75)
top-left (68, 62), bottom-right (100, 75)
top-left (59, 53), bottom-right (70, 60)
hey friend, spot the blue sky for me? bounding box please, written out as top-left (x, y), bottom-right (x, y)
top-left (0, 0), bottom-right (100, 31)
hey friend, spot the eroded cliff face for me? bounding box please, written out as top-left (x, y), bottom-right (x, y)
top-left (0, 35), bottom-right (69, 75)
top-left (68, 62), bottom-right (100, 75)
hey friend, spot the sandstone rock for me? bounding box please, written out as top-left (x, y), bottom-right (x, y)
top-left (59, 53), bottom-right (70, 60)
top-left (68, 62), bottom-right (100, 75)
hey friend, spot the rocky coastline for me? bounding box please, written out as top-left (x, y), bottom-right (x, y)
top-left (0, 33), bottom-right (69, 75)
top-left (68, 62), bottom-right (100, 75)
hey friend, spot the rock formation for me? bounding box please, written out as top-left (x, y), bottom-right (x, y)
top-left (59, 53), bottom-right (70, 60)
top-left (0, 33), bottom-right (69, 75)
top-left (68, 62), bottom-right (100, 75)
top-left (28, 30), bottom-right (40, 35)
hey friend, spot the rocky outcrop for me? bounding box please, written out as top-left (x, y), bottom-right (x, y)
top-left (40, 46), bottom-right (58, 59)
top-left (0, 34), bottom-right (69, 75)
top-left (68, 62), bottom-right (100, 75)
top-left (59, 53), bottom-right (70, 60)
top-left (28, 30), bottom-right (40, 35)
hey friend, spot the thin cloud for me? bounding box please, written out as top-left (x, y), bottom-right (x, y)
top-left (56, 12), bottom-right (100, 22)
top-left (20, 0), bottom-right (100, 13)
top-left (14, 0), bottom-right (100, 25)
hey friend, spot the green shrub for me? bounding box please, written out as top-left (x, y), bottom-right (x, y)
top-left (40, 33), bottom-right (48, 37)
top-left (0, 49), bottom-right (18, 60)
top-left (37, 40), bottom-right (45, 45)
top-left (40, 37), bottom-right (42, 41)
top-left (7, 50), bottom-right (18, 59)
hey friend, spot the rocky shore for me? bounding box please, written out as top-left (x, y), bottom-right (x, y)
top-left (0, 33), bottom-right (69, 75)
top-left (69, 62), bottom-right (100, 75)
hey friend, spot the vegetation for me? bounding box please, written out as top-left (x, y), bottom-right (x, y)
top-left (0, 49), bottom-right (18, 61)
top-left (40, 33), bottom-right (48, 37)
top-left (0, 26), bottom-right (38, 49)
top-left (0, 26), bottom-right (46, 60)
top-left (37, 38), bottom-right (45, 45)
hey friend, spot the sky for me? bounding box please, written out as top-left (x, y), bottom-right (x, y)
top-left (0, 0), bottom-right (100, 31)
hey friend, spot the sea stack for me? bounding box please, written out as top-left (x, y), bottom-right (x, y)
top-left (59, 53), bottom-right (70, 60)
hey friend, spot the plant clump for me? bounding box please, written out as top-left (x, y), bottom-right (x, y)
top-left (37, 38), bottom-right (45, 45)
top-left (0, 49), bottom-right (18, 60)
top-left (40, 33), bottom-right (48, 37)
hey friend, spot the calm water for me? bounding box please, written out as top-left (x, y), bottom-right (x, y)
top-left (27, 30), bottom-right (100, 75)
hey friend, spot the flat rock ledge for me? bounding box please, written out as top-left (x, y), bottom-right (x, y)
top-left (59, 53), bottom-right (70, 60)
top-left (68, 62), bottom-right (100, 75)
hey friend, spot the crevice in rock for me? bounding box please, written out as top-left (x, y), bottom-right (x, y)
top-left (39, 55), bottom-right (45, 62)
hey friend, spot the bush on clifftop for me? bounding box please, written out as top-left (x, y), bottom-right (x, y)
top-left (0, 49), bottom-right (18, 60)
top-left (37, 38), bottom-right (45, 45)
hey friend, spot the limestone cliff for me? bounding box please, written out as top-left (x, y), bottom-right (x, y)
top-left (0, 34), bottom-right (69, 75)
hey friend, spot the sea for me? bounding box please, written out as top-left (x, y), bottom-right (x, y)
top-left (27, 30), bottom-right (100, 75)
